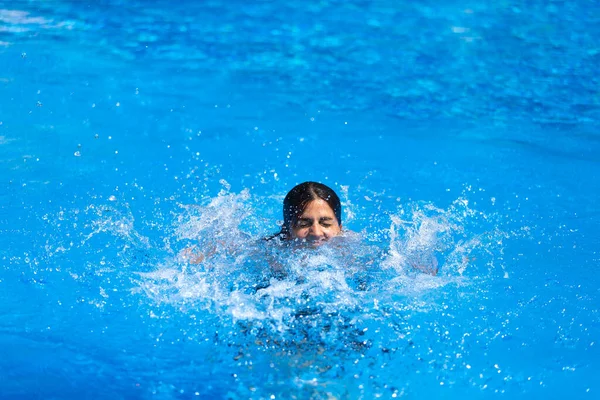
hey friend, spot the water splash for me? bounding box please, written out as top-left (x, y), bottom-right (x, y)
top-left (135, 190), bottom-right (506, 332)
top-left (29, 188), bottom-right (510, 398)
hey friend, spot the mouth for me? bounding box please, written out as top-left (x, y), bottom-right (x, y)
top-left (307, 238), bottom-right (327, 247)
top-left (291, 237), bottom-right (328, 248)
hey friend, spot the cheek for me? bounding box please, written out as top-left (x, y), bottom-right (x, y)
top-left (291, 227), bottom-right (308, 239)
top-left (325, 225), bottom-right (341, 237)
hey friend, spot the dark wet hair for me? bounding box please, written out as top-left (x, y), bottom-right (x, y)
top-left (267, 181), bottom-right (342, 241)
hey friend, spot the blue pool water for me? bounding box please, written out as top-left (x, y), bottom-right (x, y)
top-left (1, 0), bottom-right (599, 398)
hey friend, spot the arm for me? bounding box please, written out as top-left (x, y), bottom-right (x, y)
top-left (177, 245), bottom-right (207, 264)
top-left (408, 255), bottom-right (439, 276)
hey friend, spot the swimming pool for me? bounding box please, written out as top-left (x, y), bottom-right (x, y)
top-left (1, 0), bottom-right (599, 398)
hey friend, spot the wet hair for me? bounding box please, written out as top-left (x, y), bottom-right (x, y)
top-left (267, 181), bottom-right (342, 241)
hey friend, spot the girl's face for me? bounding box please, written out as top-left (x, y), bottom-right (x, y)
top-left (290, 199), bottom-right (341, 246)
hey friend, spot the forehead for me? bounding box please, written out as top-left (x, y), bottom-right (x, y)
top-left (299, 199), bottom-right (336, 218)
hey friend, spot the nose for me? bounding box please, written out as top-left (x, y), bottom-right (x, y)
top-left (308, 222), bottom-right (324, 238)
